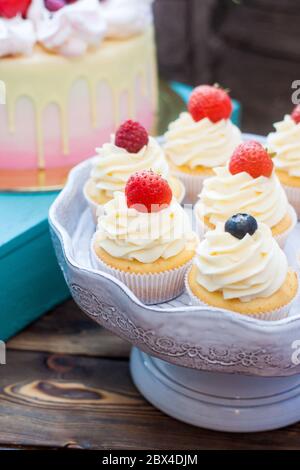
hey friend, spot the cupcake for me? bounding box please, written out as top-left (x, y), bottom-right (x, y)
top-left (91, 170), bottom-right (198, 304)
top-left (164, 84), bottom-right (242, 203)
top-left (84, 120), bottom-right (185, 220)
top-left (186, 214), bottom-right (298, 320)
top-left (267, 105), bottom-right (300, 217)
top-left (194, 141), bottom-right (296, 247)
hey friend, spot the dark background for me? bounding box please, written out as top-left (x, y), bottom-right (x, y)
top-left (153, 0), bottom-right (300, 134)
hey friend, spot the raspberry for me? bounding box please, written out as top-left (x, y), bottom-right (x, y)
top-left (188, 84), bottom-right (232, 123)
top-left (291, 105), bottom-right (300, 124)
top-left (125, 170), bottom-right (172, 213)
top-left (229, 141), bottom-right (273, 179)
top-left (115, 120), bottom-right (149, 154)
top-left (45, 0), bottom-right (66, 12)
top-left (0, 0), bottom-right (31, 18)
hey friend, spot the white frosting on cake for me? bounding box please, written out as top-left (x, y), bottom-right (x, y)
top-left (101, 0), bottom-right (153, 38)
top-left (0, 0), bottom-right (154, 58)
top-left (0, 16), bottom-right (36, 57)
top-left (28, 0), bottom-right (106, 57)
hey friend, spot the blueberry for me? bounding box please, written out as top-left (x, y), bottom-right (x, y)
top-left (225, 214), bottom-right (258, 240)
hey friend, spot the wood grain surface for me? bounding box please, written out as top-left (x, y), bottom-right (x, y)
top-left (2, 299), bottom-right (300, 450)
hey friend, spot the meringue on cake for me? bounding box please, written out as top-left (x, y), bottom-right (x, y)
top-left (164, 84), bottom-right (242, 202)
top-left (195, 141), bottom-right (296, 247)
top-left (186, 214), bottom-right (298, 320)
top-left (0, 0), bottom-right (158, 189)
top-left (91, 171), bottom-right (197, 304)
top-left (267, 105), bottom-right (300, 217)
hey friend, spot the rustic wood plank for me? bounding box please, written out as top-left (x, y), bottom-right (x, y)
top-left (7, 300), bottom-right (131, 359)
top-left (1, 349), bottom-right (300, 450)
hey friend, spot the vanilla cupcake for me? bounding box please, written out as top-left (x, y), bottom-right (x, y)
top-left (164, 84), bottom-right (242, 203)
top-left (267, 105), bottom-right (300, 217)
top-left (84, 120), bottom-right (185, 220)
top-left (186, 214), bottom-right (298, 320)
top-left (91, 171), bottom-right (197, 304)
top-left (195, 141), bottom-right (296, 247)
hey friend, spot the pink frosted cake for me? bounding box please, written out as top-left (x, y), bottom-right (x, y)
top-left (0, 0), bottom-right (157, 189)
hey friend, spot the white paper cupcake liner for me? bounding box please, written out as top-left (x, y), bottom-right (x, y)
top-left (169, 176), bottom-right (186, 205)
top-left (83, 180), bottom-right (105, 224)
top-left (184, 268), bottom-right (298, 321)
top-left (90, 238), bottom-right (193, 305)
top-left (282, 185), bottom-right (300, 220)
top-left (193, 202), bottom-right (297, 248)
top-left (171, 171), bottom-right (210, 205)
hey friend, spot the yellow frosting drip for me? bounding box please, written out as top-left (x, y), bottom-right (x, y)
top-left (0, 28), bottom-right (158, 169)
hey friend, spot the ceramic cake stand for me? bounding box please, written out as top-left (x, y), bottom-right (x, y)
top-left (49, 136), bottom-right (300, 432)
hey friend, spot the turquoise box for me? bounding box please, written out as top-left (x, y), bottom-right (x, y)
top-left (0, 192), bottom-right (70, 341)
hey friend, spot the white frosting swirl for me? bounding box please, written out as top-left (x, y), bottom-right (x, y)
top-left (95, 192), bottom-right (196, 263)
top-left (164, 112), bottom-right (242, 169)
top-left (0, 16), bottom-right (36, 58)
top-left (28, 0), bottom-right (107, 57)
top-left (197, 166), bottom-right (288, 229)
top-left (101, 0), bottom-right (153, 38)
top-left (194, 222), bottom-right (288, 301)
top-left (267, 115), bottom-right (300, 177)
top-left (91, 136), bottom-right (169, 197)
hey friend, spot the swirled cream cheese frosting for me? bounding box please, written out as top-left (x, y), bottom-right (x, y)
top-left (194, 222), bottom-right (288, 302)
top-left (28, 0), bottom-right (106, 57)
top-left (95, 192), bottom-right (196, 263)
top-left (267, 115), bottom-right (300, 177)
top-left (0, 16), bottom-right (36, 57)
top-left (164, 112), bottom-right (242, 169)
top-left (197, 166), bottom-right (288, 228)
top-left (91, 136), bottom-right (169, 197)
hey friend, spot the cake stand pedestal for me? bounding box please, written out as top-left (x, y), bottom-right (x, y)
top-left (130, 347), bottom-right (300, 432)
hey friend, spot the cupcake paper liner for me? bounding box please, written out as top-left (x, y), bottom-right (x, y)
top-left (171, 171), bottom-right (210, 205)
top-left (83, 180), bottom-right (104, 224)
top-left (169, 176), bottom-right (186, 205)
top-left (193, 202), bottom-right (297, 248)
top-left (90, 237), bottom-right (193, 305)
top-left (282, 185), bottom-right (300, 220)
top-left (184, 268), bottom-right (298, 321)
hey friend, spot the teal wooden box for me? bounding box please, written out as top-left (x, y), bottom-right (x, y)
top-left (0, 192), bottom-right (70, 341)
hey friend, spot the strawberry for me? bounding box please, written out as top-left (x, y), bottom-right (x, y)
top-left (115, 120), bottom-right (149, 154)
top-left (0, 0), bottom-right (31, 18)
top-left (291, 104), bottom-right (300, 124)
top-left (229, 141), bottom-right (274, 179)
top-left (188, 84), bottom-right (232, 123)
top-left (125, 170), bottom-right (173, 213)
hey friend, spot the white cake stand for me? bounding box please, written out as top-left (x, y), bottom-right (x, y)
top-left (49, 140), bottom-right (300, 433)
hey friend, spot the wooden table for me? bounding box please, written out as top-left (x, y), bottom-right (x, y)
top-left (1, 299), bottom-right (300, 450)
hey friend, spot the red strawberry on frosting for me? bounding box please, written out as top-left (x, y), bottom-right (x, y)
top-left (0, 0), bottom-right (31, 18)
top-left (188, 84), bottom-right (232, 123)
top-left (291, 104), bottom-right (300, 124)
top-left (229, 141), bottom-right (274, 179)
top-left (125, 170), bottom-right (173, 213)
top-left (115, 120), bottom-right (149, 154)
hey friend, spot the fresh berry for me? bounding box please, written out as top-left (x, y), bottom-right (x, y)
top-left (291, 105), bottom-right (300, 124)
top-left (229, 141), bottom-right (273, 179)
top-left (188, 84), bottom-right (232, 123)
top-left (125, 170), bottom-right (172, 213)
top-left (45, 0), bottom-right (66, 12)
top-left (115, 120), bottom-right (149, 154)
top-left (225, 214), bottom-right (258, 240)
top-left (0, 0), bottom-right (31, 18)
